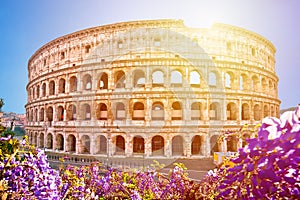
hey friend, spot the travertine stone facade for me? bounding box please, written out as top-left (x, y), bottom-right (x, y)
top-left (26, 19), bottom-right (280, 158)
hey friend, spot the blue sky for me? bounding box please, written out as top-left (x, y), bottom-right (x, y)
top-left (0, 0), bottom-right (299, 113)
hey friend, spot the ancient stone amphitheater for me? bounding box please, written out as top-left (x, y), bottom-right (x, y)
top-left (26, 19), bottom-right (280, 164)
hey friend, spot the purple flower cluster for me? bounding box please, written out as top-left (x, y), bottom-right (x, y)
top-left (1, 107), bottom-right (299, 199)
top-left (200, 107), bottom-right (300, 199)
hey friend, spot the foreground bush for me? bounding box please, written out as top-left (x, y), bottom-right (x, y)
top-left (0, 107), bottom-right (299, 199)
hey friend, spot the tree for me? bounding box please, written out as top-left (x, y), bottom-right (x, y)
top-left (0, 98), bottom-right (4, 112)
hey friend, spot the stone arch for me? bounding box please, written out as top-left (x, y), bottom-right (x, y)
top-left (242, 133), bottom-right (251, 147)
top-left (133, 135), bottom-right (145, 153)
top-left (115, 70), bottom-right (126, 88)
top-left (36, 85), bottom-right (40, 98)
top-left (133, 102), bottom-right (145, 120)
top-left (191, 102), bottom-right (202, 120)
top-left (58, 78), bottom-right (66, 93)
top-left (96, 103), bottom-right (108, 120)
top-left (39, 132), bottom-right (44, 148)
top-left (171, 70), bottom-right (183, 86)
top-left (39, 107), bottom-right (44, 121)
top-left (227, 135), bottom-right (238, 152)
top-left (254, 104), bottom-right (260, 120)
top-left (133, 70), bottom-right (145, 88)
top-left (115, 102), bottom-right (126, 120)
top-left (240, 73), bottom-right (249, 90)
top-left (42, 83), bottom-right (46, 97)
top-left (67, 134), bottom-right (76, 152)
top-left (210, 135), bottom-right (219, 155)
top-left (83, 74), bottom-right (92, 90)
top-left (209, 102), bottom-right (221, 120)
top-left (209, 71), bottom-right (217, 87)
top-left (69, 76), bottom-right (77, 92)
top-left (115, 135), bottom-right (125, 154)
top-left (251, 75), bottom-right (259, 91)
top-left (241, 103), bottom-right (250, 120)
top-left (46, 133), bottom-right (53, 149)
top-left (264, 104), bottom-right (269, 118)
top-left (227, 102), bottom-right (237, 120)
top-left (171, 101), bottom-right (182, 120)
top-left (57, 105), bottom-right (64, 121)
top-left (225, 71), bottom-right (234, 88)
top-left (81, 103), bottom-right (91, 120)
top-left (262, 77), bottom-right (268, 92)
top-left (81, 135), bottom-right (90, 153)
top-left (67, 104), bottom-right (76, 120)
top-left (152, 135), bottom-right (164, 156)
top-left (152, 101), bottom-right (164, 120)
top-left (191, 135), bottom-right (203, 155)
top-left (152, 70), bottom-right (164, 87)
top-left (98, 72), bottom-right (108, 89)
top-left (46, 106), bottom-right (53, 121)
top-left (172, 135), bottom-right (184, 156)
top-left (190, 71), bottom-right (201, 87)
top-left (49, 80), bottom-right (55, 95)
top-left (56, 134), bottom-right (64, 151)
top-left (96, 135), bottom-right (107, 154)
top-left (34, 108), bottom-right (38, 122)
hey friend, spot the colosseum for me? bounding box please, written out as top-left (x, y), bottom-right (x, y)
top-left (26, 19), bottom-right (280, 166)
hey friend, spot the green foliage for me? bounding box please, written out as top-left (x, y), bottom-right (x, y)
top-left (0, 98), bottom-right (4, 112)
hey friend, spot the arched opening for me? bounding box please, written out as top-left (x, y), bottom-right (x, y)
top-left (42, 83), bottom-right (46, 97)
top-left (210, 102), bottom-right (220, 120)
top-left (67, 134), bottom-right (76, 152)
top-left (171, 70), bottom-right (183, 87)
top-left (49, 80), bottom-right (55, 95)
top-left (36, 85), bottom-right (40, 98)
top-left (58, 78), bottom-right (66, 93)
top-left (81, 104), bottom-right (91, 120)
top-left (115, 71), bottom-right (125, 88)
top-left (240, 74), bottom-right (249, 90)
top-left (227, 102), bottom-right (237, 120)
top-left (115, 135), bottom-right (125, 154)
top-left (152, 135), bottom-right (164, 156)
top-left (242, 103), bottom-right (250, 120)
top-left (209, 72), bottom-right (217, 87)
top-left (227, 136), bottom-right (238, 152)
top-left (115, 103), bottom-right (126, 120)
top-left (81, 135), bottom-right (90, 153)
top-left (133, 70), bottom-right (145, 88)
top-left (264, 105), bottom-right (269, 118)
top-left (39, 108), bottom-right (44, 121)
top-left (69, 76), bottom-right (77, 92)
top-left (83, 74), bottom-right (92, 90)
top-left (262, 78), bottom-right (268, 92)
top-left (191, 102), bottom-right (202, 120)
top-left (56, 134), bottom-right (64, 151)
top-left (133, 102), bottom-right (145, 120)
top-left (172, 135), bottom-right (183, 156)
top-left (251, 75), bottom-right (259, 91)
top-left (46, 107), bottom-right (53, 122)
top-left (225, 72), bottom-right (234, 88)
top-left (57, 106), bottom-right (64, 121)
top-left (254, 104), bottom-right (260, 120)
top-left (133, 136), bottom-right (144, 153)
top-left (210, 135), bottom-right (219, 155)
top-left (191, 135), bottom-right (202, 155)
top-left (152, 70), bottom-right (164, 87)
top-left (39, 133), bottom-right (44, 148)
top-left (34, 108), bottom-right (38, 122)
top-left (190, 71), bottom-right (200, 87)
top-left (96, 103), bottom-right (108, 120)
top-left (98, 73), bottom-right (108, 89)
top-left (96, 135), bottom-right (107, 154)
top-left (172, 101), bottom-right (182, 120)
top-left (67, 105), bottom-right (76, 121)
top-left (47, 133), bottom-right (53, 149)
top-left (152, 102), bottom-right (164, 120)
